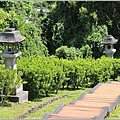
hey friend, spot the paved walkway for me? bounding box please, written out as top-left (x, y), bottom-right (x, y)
top-left (42, 81), bottom-right (120, 120)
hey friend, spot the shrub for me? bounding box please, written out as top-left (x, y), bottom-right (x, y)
top-left (17, 56), bottom-right (119, 100)
top-left (0, 68), bottom-right (22, 104)
top-left (79, 45), bottom-right (93, 58)
top-left (18, 57), bottom-right (64, 99)
top-left (55, 46), bottom-right (82, 60)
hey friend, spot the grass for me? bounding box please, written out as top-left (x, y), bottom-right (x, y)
top-left (107, 104), bottom-right (120, 119)
top-left (26, 91), bottom-right (81, 119)
top-left (0, 101), bottom-right (39, 118)
top-left (106, 77), bottom-right (120, 119)
top-left (0, 87), bottom-right (90, 119)
top-left (1, 86), bottom-right (120, 119)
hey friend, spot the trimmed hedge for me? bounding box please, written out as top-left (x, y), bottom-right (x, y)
top-left (16, 56), bottom-right (119, 100)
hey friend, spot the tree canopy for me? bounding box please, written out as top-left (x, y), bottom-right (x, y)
top-left (0, 1), bottom-right (120, 58)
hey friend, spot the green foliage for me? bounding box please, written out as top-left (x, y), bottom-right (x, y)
top-left (0, 64), bottom-right (23, 104)
top-left (111, 58), bottom-right (120, 80)
top-left (79, 45), bottom-right (93, 58)
top-left (0, 1), bottom-right (120, 101)
top-left (0, 1), bottom-right (120, 58)
top-left (55, 46), bottom-right (71, 59)
top-left (41, 1), bottom-right (120, 58)
top-left (0, 69), bottom-right (21, 104)
top-left (55, 45), bottom-right (93, 59)
top-left (17, 56), bottom-right (120, 100)
top-left (17, 57), bottom-right (64, 99)
top-left (0, 1), bottom-right (49, 57)
top-left (108, 104), bottom-right (120, 118)
top-left (0, 8), bottom-right (9, 32)
top-left (0, 8), bottom-right (9, 51)
top-left (55, 46), bottom-right (80, 60)
top-left (83, 25), bottom-right (108, 58)
top-left (18, 22), bottom-right (48, 57)
top-left (52, 22), bottom-right (64, 50)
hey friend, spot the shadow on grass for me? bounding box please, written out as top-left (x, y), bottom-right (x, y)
top-left (0, 101), bottom-right (12, 107)
top-left (60, 87), bottom-right (87, 91)
top-left (33, 94), bottom-right (56, 102)
top-left (31, 87), bottom-right (90, 102)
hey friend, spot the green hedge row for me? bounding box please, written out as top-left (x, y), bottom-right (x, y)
top-left (16, 56), bottom-right (120, 100)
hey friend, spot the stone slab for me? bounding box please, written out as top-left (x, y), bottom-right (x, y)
top-left (8, 91), bottom-right (28, 102)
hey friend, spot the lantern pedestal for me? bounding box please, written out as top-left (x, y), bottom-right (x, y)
top-left (0, 52), bottom-right (28, 102)
top-left (103, 49), bottom-right (116, 58)
top-left (0, 52), bottom-right (21, 69)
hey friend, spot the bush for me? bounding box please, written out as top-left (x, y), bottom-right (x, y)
top-left (55, 45), bottom-right (93, 60)
top-left (17, 56), bottom-right (119, 100)
top-left (18, 57), bottom-right (64, 99)
top-left (0, 67), bottom-right (23, 104)
top-left (79, 45), bottom-right (93, 58)
top-left (55, 46), bottom-right (83, 60)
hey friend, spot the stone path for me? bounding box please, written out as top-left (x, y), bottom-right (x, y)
top-left (42, 81), bottom-right (120, 120)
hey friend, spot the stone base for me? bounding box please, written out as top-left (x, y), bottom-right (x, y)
top-left (8, 91), bottom-right (28, 102)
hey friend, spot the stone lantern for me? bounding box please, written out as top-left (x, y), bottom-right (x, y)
top-left (101, 35), bottom-right (118, 58)
top-left (0, 28), bottom-right (28, 102)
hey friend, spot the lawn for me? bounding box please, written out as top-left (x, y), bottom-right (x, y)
top-left (0, 88), bottom-right (89, 119)
top-left (1, 86), bottom-right (120, 119)
top-left (107, 104), bottom-right (120, 119)
top-left (26, 92), bottom-right (81, 119)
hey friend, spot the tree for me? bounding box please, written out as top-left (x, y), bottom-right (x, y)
top-left (1, 1), bottom-right (120, 58)
top-left (0, 8), bottom-right (10, 52)
top-left (39, 2), bottom-right (94, 56)
top-left (83, 1), bottom-right (120, 57)
top-left (0, 1), bottom-right (49, 57)
top-left (41, 1), bottom-right (120, 58)
top-left (0, 8), bottom-right (9, 32)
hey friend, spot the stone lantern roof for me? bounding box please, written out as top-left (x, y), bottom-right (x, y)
top-left (0, 28), bottom-right (25, 43)
top-left (101, 35), bottom-right (118, 45)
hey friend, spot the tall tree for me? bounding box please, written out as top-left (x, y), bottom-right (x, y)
top-left (42, 1), bottom-right (107, 58)
top-left (83, 1), bottom-right (120, 57)
top-left (0, 1), bottom-right (48, 57)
